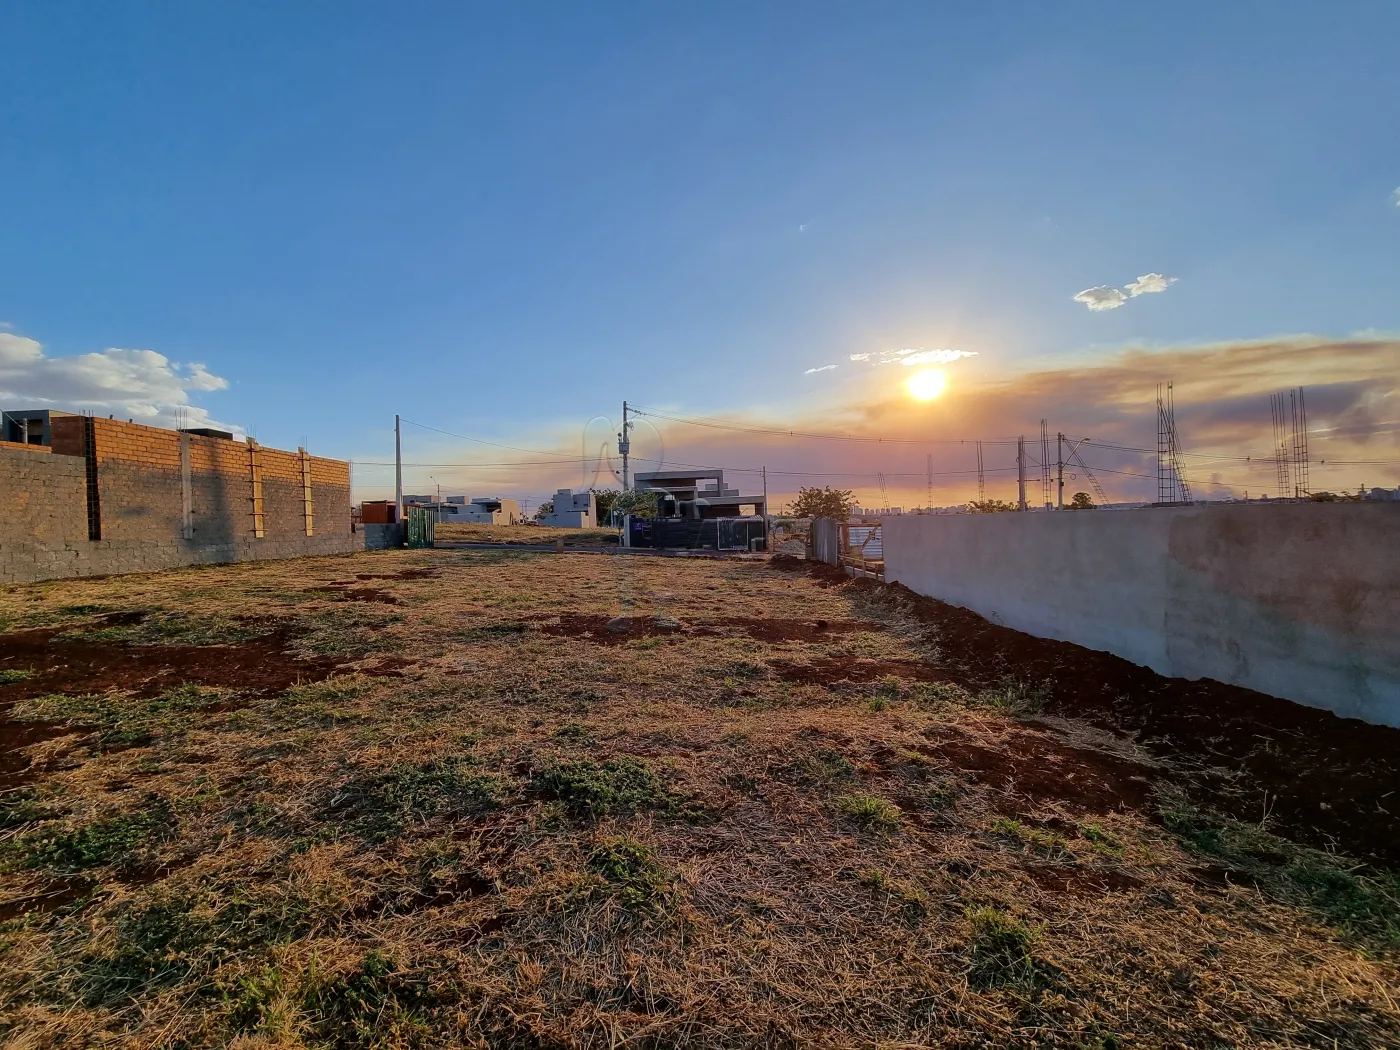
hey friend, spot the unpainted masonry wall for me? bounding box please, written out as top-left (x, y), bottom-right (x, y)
top-left (1, 418), bottom-right (357, 584)
top-left (882, 503), bottom-right (1400, 727)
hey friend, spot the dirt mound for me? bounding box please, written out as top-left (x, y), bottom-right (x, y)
top-left (876, 580), bottom-right (1400, 866)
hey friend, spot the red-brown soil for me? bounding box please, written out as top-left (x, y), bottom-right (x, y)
top-left (918, 729), bottom-right (1157, 814)
top-left (0, 628), bottom-right (346, 701)
top-left (875, 575), bottom-right (1400, 864)
top-left (768, 656), bottom-right (953, 685)
top-left (0, 628), bottom-right (361, 793)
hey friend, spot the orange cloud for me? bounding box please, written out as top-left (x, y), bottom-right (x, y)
top-left (374, 335), bottom-right (1400, 510)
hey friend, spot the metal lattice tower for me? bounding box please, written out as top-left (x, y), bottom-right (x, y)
top-left (1157, 383), bottom-right (1191, 504)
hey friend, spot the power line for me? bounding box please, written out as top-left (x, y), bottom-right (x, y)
top-left (628, 404), bottom-right (1020, 445)
top-left (398, 417), bottom-right (574, 458)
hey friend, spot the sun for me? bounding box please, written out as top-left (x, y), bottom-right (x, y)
top-left (906, 369), bottom-right (947, 401)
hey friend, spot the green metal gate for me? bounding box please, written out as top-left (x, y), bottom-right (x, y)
top-left (405, 505), bottom-right (435, 549)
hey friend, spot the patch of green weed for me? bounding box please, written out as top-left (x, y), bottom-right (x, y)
top-left (977, 677), bottom-right (1053, 717)
top-left (1080, 822), bottom-right (1123, 854)
top-left (301, 950), bottom-right (444, 1049)
top-left (584, 836), bottom-right (669, 910)
top-left (26, 797), bottom-right (174, 871)
top-left (61, 612), bottom-right (266, 647)
top-left (14, 684), bottom-right (228, 745)
top-left (81, 886), bottom-right (315, 1006)
top-left (0, 668), bottom-right (32, 684)
top-left (966, 905), bottom-right (1041, 987)
top-left (787, 749), bottom-right (855, 787)
top-left (989, 817), bottom-right (1070, 857)
top-left (333, 756), bottom-right (506, 842)
top-left (456, 621), bottom-right (530, 642)
top-left (1159, 799), bottom-right (1400, 946)
top-left (833, 793), bottom-right (902, 833)
top-left (530, 756), bottom-right (676, 819)
top-left (0, 788), bottom-right (65, 830)
top-left (914, 681), bottom-right (969, 705)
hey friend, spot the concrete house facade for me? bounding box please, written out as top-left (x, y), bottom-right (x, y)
top-left (539, 488), bottom-right (596, 528)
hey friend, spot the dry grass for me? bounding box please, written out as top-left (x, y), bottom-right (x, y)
top-left (433, 522), bottom-right (617, 546)
top-left (0, 548), bottom-right (1396, 1048)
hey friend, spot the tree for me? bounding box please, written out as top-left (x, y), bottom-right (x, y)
top-left (611, 489), bottom-right (660, 519)
top-left (790, 485), bottom-right (855, 521)
top-left (1068, 491), bottom-right (1096, 510)
top-left (590, 487), bottom-right (621, 522)
top-left (533, 500), bottom-right (554, 521)
top-left (967, 498), bottom-right (1019, 513)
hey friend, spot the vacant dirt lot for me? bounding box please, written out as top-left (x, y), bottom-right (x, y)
top-left (1, 549), bottom-right (1397, 1049)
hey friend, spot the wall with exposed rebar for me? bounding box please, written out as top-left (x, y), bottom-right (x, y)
top-left (883, 503), bottom-right (1400, 727)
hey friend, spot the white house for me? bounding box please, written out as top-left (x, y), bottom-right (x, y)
top-left (539, 488), bottom-right (596, 528)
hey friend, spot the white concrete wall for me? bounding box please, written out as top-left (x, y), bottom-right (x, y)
top-left (883, 503), bottom-right (1400, 727)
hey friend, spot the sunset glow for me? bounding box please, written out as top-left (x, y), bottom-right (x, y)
top-left (906, 368), bottom-right (947, 401)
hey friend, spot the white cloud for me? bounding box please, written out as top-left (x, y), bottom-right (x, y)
top-left (889, 348), bottom-right (979, 367)
top-left (850, 348), bottom-right (980, 367)
top-left (804, 364), bottom-right (837, 374)
top-left (0, 332), bottom-right (235, 432)
top-left (1394, 186), bottom-right (1400, 207)
top-left (1125, 272), bottom-right (1177, 297)
top-left (1073, 286), bottom-right (1129, 311)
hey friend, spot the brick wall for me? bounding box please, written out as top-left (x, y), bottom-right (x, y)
top-left (0, 418), bottom-right (358, 585)
top-left (0, 439), bottom-right (50, 454)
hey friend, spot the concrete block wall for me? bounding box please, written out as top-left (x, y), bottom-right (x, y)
top-left (1, 417), bottom-right (357, 585)
top-left (882, 503), bottom-right (1400, 727)
top-left (0, 444), bottom-right (88, 545)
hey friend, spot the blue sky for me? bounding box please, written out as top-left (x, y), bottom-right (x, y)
top-left (2, 2), bottom-right (1398, 500)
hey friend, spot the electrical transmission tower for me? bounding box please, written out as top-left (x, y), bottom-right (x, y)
top-left (1156, 383), bottom-right (1191, 504)
top-left (877, 472), bottom-right (890, 513)
top-left (926, 453), bottom-right (932, 509)
top-left (975, 441), bottom-right (985, 502)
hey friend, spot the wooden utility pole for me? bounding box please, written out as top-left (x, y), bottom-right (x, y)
top-left (1057, 432), bottom-right (1065, 510)
top-left (761, 465), bottom-right (769, 522)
